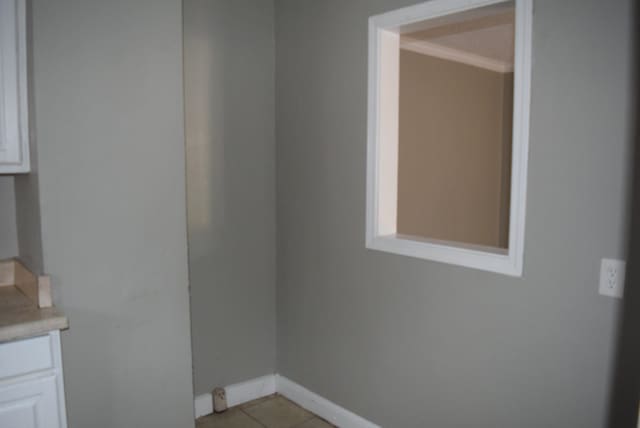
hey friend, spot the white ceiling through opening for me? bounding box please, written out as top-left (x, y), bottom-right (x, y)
top-left (400, 2), bottom-right (515, 73)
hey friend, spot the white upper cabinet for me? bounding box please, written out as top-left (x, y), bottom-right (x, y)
top-left (0, 0), bottom-right (30, 174)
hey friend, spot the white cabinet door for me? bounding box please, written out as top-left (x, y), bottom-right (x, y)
top-left (0, 0), bottom-right (30, 173)
top-left (0, 375), bottom-right (61, 428)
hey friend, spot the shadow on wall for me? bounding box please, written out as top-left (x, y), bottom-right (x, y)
top-left (607, 4), bottom-right (640, 426)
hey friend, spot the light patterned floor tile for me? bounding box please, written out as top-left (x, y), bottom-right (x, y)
top-left (294, 417), bottom-right (336, 428)
top-left (196, 408), bottom-right (263, 428)
top-left (243, 396), bottom-right (314, 428)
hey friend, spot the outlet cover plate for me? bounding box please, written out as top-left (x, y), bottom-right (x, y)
top-left (599, 258), bottom-right (626, 298)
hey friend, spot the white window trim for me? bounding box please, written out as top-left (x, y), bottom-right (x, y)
top-left (365, 0), bottom-right (532, 276)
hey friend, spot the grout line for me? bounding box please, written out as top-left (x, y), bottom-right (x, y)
top-left (289, 415), bottom-right (318, 428)
top-left (241, 394), bottom-right (318, 428)
top-left (240, 394), bottom-right (278, 411)
top-left (237, 395), bottom-right (277, 428)
top-left (278, 396), bottom-right (317, 427)
top-left (203, 393), bottom-right (333, 428)
top-left (287, 411), bottom-right (316, 427)
top-left (239, 407), bottom-right (269, 428)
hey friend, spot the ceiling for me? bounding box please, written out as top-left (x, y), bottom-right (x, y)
top-left (400, 10), bottom-right (515, 73)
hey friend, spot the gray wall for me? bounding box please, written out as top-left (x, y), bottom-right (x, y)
top-left (275, 0), bottom-right (633, 427)
top-left (14, 0), bottom-right (45, 275)
top-left (30, 1), bottom-right (194, 427)
top-left (0, 177), bottom-right (18, 259)
top-left (14, 161), bottom-right (44, 273)
top-left (184, 0), bottom-right (277, 395)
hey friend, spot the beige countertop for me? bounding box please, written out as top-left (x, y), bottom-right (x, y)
top-left (0, 285), bottom-right (68, 342)
top-left (0, 259), bottom-right (68, 343)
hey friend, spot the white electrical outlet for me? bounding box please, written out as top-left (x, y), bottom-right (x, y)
top-left (599, 258), bottom-right (626, 298)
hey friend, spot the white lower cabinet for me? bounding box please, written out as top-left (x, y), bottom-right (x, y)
top-left (0, 375), bottom-right (60, 428)
top-left (0, 332), bottom-right (67, 428)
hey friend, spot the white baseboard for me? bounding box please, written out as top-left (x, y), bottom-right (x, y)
top-left (194, 373), bottom-right (379, 428)
top-left (194, 374), bottom-right (276, 419)
top-left (276, 375), bottom-right (380, 428)
top-left (227, 374), bottom-right (276, 407)
top-left (194, 393), bottom-right (213, 419)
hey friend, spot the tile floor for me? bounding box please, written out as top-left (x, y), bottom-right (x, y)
top-left (196, 394), bottom-right (335, 428)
